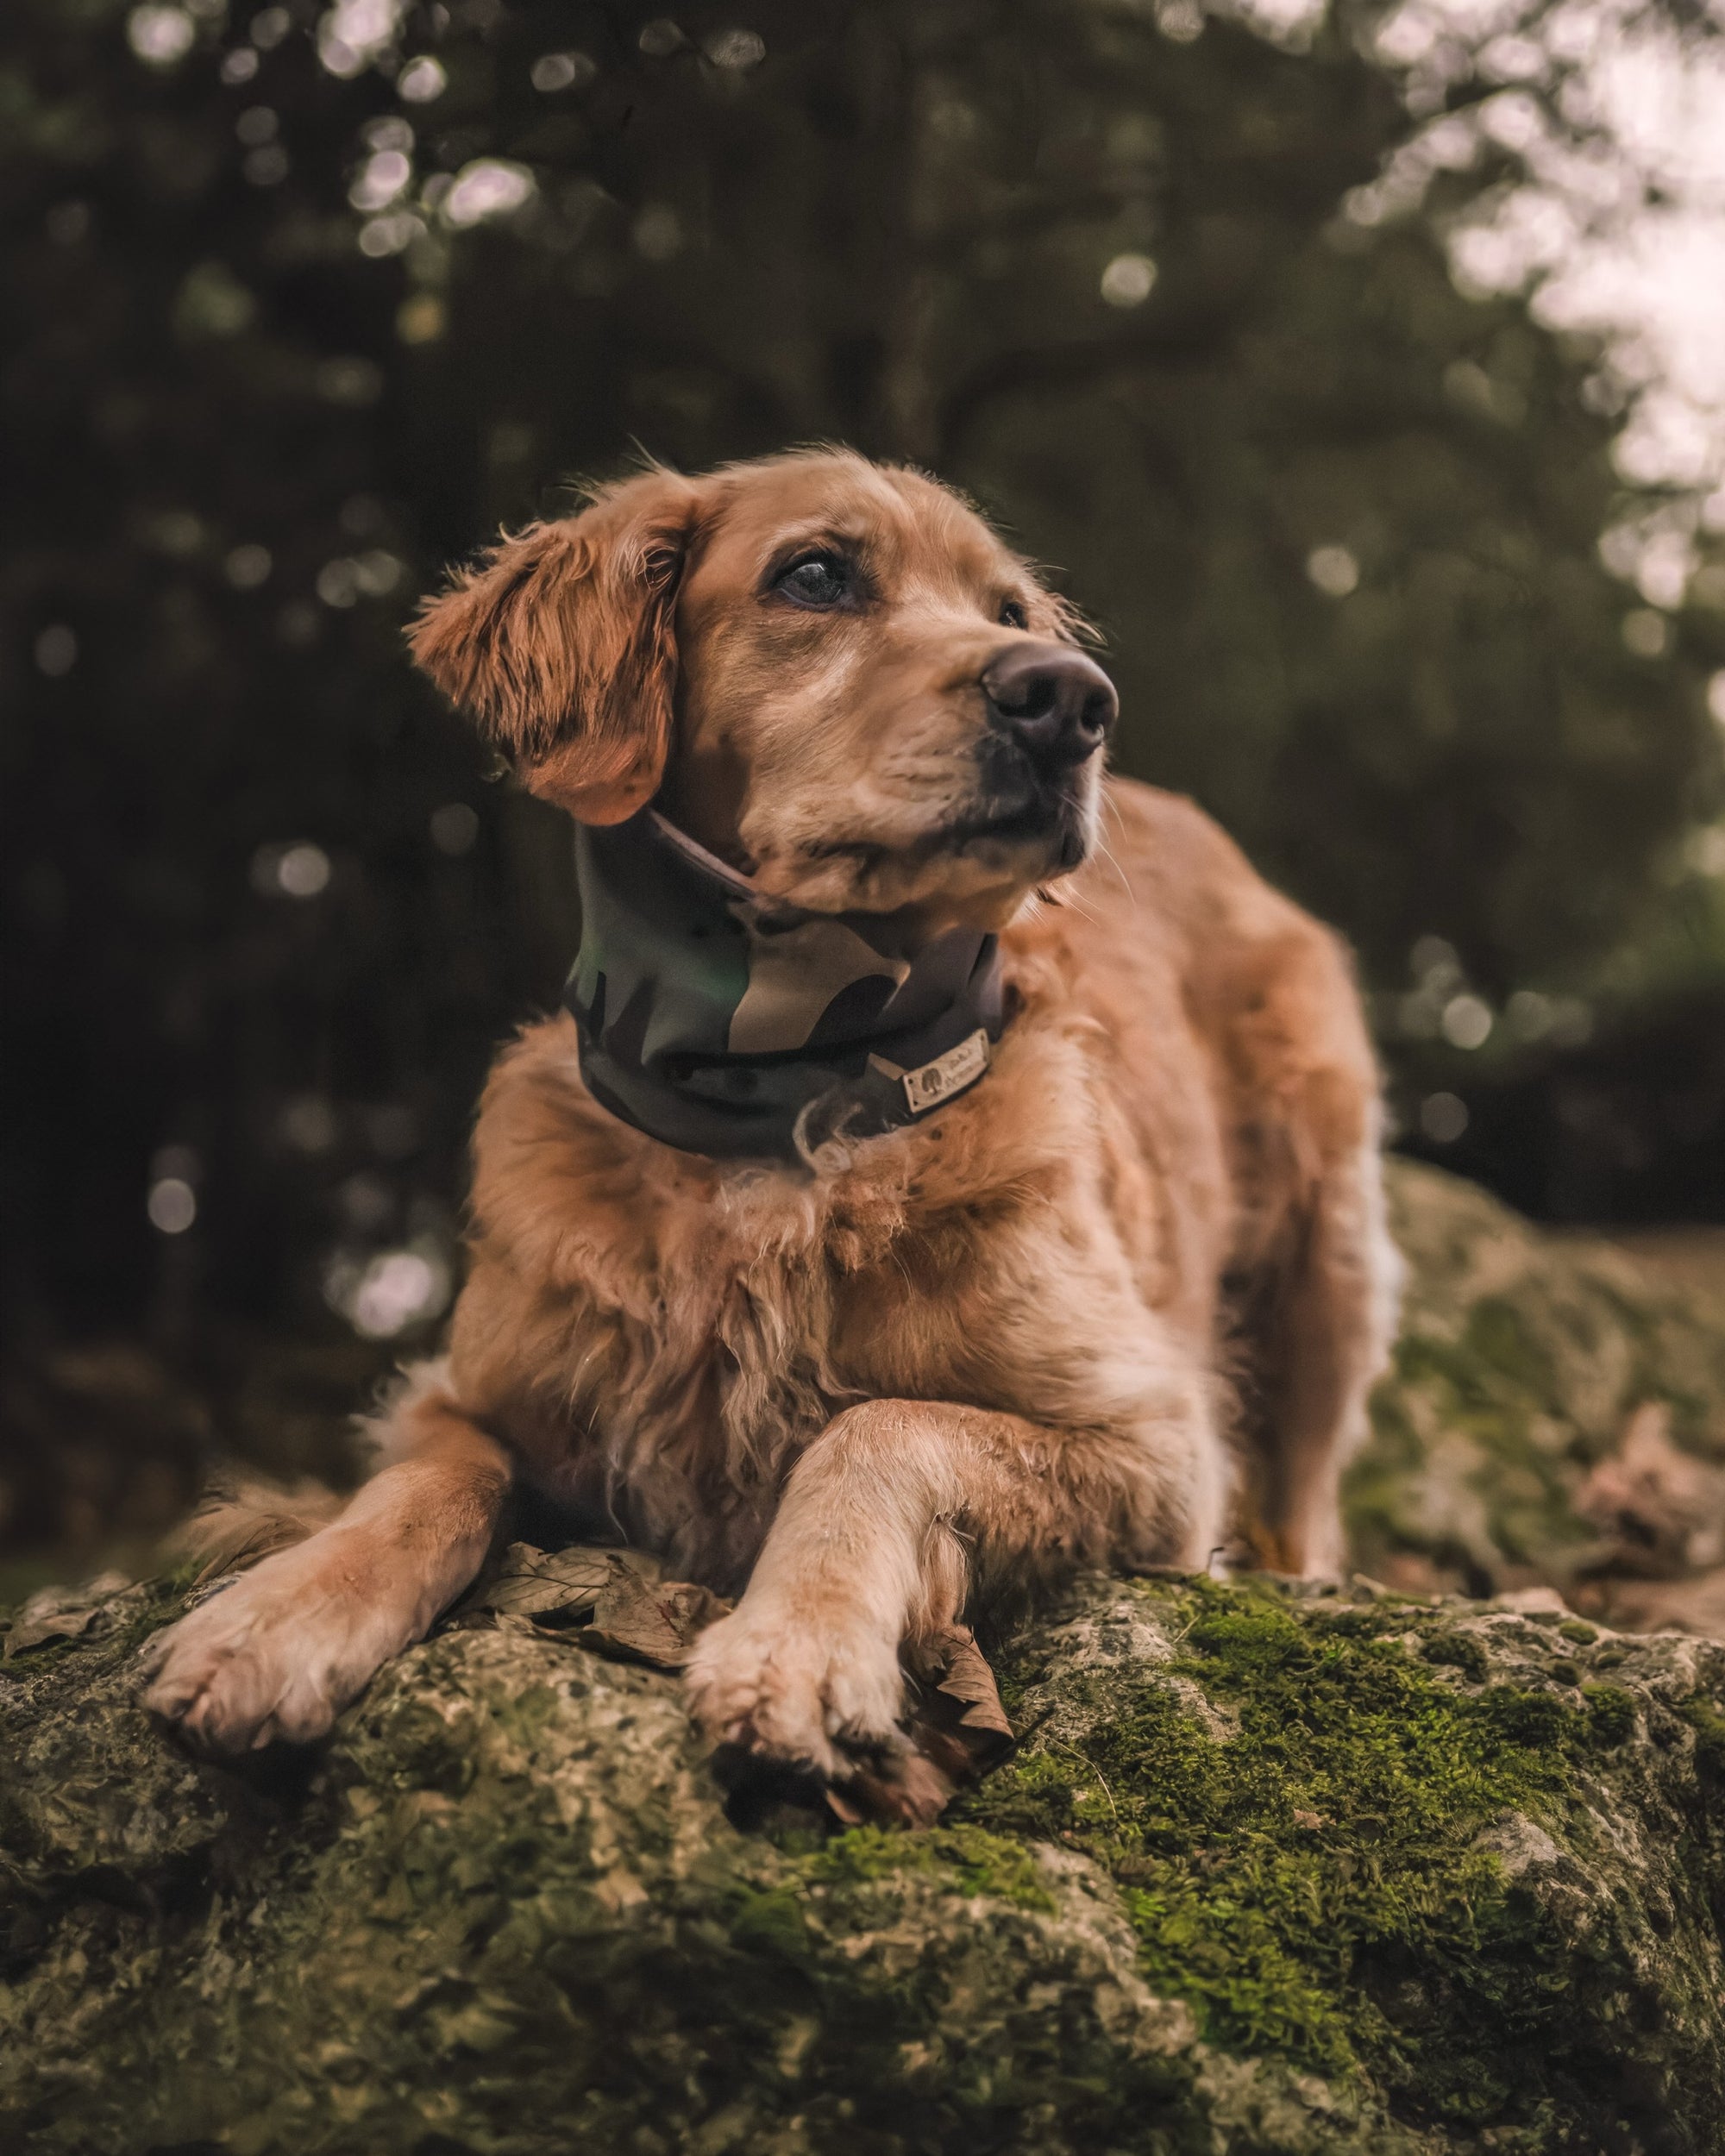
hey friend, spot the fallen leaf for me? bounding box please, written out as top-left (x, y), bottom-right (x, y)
top-left (923, 1625), bottom-right (1014, 1752)
top-left (825, 1749), bottom-right (957, 1831)
top-left (459, 1542), bottom-right (657, 1626)
top-left (824, 1625), bottom-right (1015, 1829)
top-left (4, 1588), bottom-right (116, 1658)
top-left (582, 1569), bottom-right (731, 1670)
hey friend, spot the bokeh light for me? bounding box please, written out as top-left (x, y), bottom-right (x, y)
top-left (1100, 253), bottom-right (1157, 307)
top-left (442, 160), bottom-right (536, 229)
top-left (147, 1179), bottom-right (198, 1234)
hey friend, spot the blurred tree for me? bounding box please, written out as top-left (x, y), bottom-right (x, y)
top-left (2, 0), bottom-right (1721, 1440)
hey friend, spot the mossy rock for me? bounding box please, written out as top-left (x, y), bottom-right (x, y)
top-left (4, 1564), bottom-right (1724, 2153)
top-left (4, 1163), bottom-right (1723, 2150)
top-left (1350, 1161), bottom-right (1725, 1601)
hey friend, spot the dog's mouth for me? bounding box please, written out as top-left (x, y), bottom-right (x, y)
top-left (933, 787), bottom-right (1091, 872)
top-left (801, 788), bottom-right (1088, 873)
top-left (790, 758), bottom-right (1098, 901)
top-left (926, 728), bottom-right (1100, 874)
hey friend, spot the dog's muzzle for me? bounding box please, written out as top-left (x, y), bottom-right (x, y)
top-left (951, 643), bottom-right (1116, 868)
top-left (981, 643), bottom-right (1117, 774)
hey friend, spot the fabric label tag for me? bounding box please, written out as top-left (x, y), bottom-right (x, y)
top-left (900, 1029), bottom-right (991, 1117)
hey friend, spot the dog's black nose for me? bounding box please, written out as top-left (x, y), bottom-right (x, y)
top-left (982, 643), bottom-right (1118, 767)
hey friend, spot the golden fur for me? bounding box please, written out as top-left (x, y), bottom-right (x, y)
top-left (144, 451), bottom-right (1399, 1779)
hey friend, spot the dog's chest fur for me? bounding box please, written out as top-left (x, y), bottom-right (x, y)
top-left (455, 1000), bottom-right (1213, 1587)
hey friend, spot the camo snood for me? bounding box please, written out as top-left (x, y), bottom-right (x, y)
top-left (563, 810), bottom-right (1005, 1163)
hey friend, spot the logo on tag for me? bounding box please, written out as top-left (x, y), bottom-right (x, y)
top-left (900, 1030), bottom-right (990, 1117)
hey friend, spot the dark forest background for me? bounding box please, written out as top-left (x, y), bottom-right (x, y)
top-left (4, 0), bottom-right (1724, 1569)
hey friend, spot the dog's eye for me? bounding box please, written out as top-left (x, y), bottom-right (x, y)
top-left (999, 598), bottom-right (1029, 630)
top-left (776, 553), bottom-right (850, 609)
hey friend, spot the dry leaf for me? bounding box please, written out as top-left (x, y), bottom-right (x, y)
top-left (923, 1626), bottom-right (1014, 1752)
top-left (582, 1569), bottom-right (731, 1670)
top-left (824, 1750), bottom-right (957, 1831)
top-left (823, 1624), bottom-right (1014, 1829)
top-left (460, 1542), bottom-right (657, 1626)
top-left (453, 1540), bottom-right (729, 1668)
top-left (3, 1583), bottom-right (122, 1658)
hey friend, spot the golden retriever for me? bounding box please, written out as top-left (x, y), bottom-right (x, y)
top-left (144, 450), bottom-right (1399, 1786)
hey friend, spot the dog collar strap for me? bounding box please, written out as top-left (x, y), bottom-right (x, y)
top-left (563, 809), bottom-right (1004, 1162)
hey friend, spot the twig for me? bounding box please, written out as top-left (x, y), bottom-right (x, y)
top-left (1051, 1737), bottom-right (1120, 1826)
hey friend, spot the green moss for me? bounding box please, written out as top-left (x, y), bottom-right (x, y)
top-left (1465, 1296), bottom-right (1557, 1395)
top-left (801, 1823), bottom-right (1057, 1912)
top-left (109, 1566), bottom-right (201, 1653)
top-left (1679, 1698), bottom-right (1725, 1784)
top-left (1558, 1620), bottom-right (1597, 1645)
top-left (960, 1578), bottom-right (1657, 2140)
top-left (721, 1880), bottom-right (813, 1959)
top-left (1473, 1683), bottom-right (1575, 1752)
top-left (1580, 1684), bottom-right (1637, 1746)
top-left (1421, 1631), bottom-right (1489, 1682)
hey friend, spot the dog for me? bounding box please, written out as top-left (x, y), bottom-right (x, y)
top-left (143, 449), bottom-right (1400, 1785)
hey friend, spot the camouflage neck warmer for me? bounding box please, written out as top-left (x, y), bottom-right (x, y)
top-left (563, 809), bottom-right (1005, 1163)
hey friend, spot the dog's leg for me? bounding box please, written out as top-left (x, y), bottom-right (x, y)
top-left (685, 1391), bottom-right (1224, 1777)
top-left (142, 1368), bottom-right (511, 1752)
top-left (1252, 1138), bottom-right (1402, 1578)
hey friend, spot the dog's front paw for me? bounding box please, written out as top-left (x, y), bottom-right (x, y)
top-left (141, 1536), bottom-right (395, 1753)
top-left (683, 1601), bottom-right (905, 1780)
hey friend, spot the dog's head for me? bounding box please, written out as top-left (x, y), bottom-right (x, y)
top-left (411, 450), bottom-right (1116, 925)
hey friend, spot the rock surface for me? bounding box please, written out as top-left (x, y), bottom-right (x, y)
top-left (3, 1562), bottom-right (1724, 2154)
top-left (1349, 1162), bottom-right (1725, 1625)
top-left (3, 1160), bottom-right (1725, 2154)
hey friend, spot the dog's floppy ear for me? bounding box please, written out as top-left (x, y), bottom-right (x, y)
top-left (409, 468), bottom-right (701, 824)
